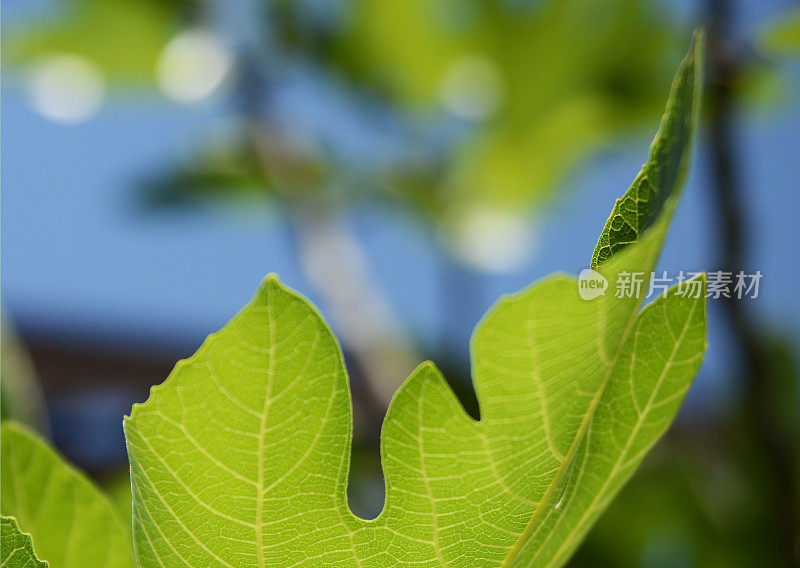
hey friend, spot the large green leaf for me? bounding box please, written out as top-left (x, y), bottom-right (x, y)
top-left (124, 34), bottom-right (703, 567)
top-left (0, 423), bottom-right (135, 568)
top-left (1, 516), bottom-right (48, 568)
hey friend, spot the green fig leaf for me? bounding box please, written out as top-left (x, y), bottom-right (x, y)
top-left (124, 33), bottom-right (704, 568)
top-left (0, 423), bottom-right (134, 568)
top-left (1, 515), bottom-right (49, 568)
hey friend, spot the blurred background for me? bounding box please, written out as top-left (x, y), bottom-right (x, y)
top-left (2, 0), bottom-right (799, 566)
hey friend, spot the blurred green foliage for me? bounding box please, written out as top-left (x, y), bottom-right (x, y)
top-left (763, 7), bottom-right (800, 55)
top-left (0, 322), bottom-right (48, 436)
top-left (5, 0), bottom-right (688, 259)
top-left (325, 0), bottom-right (682, 218)
top-left (4, 0), bottom-right (190, 84)
top-left (149, 0), bottom-right (688, 268)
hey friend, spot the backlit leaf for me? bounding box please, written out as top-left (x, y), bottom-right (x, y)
top-left (0, 423), bottom-right (135, 568)
top-left (1, 515), bottom-right (49, 568)
top-left (124, 34), bottom-right (704, 568)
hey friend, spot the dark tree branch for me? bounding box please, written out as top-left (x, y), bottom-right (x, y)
top-left (705, 2), bottom-right (800, 565)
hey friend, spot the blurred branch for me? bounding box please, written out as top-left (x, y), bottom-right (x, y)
top-left (705, 2), bottom-right (800, 565)
top-left (235, 50), bottom-right (421, 432)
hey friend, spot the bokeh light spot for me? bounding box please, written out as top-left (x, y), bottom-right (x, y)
top-left (156, 29), bottom-right (232, 104)
top-left (29, 54), bottom-right (105, 125)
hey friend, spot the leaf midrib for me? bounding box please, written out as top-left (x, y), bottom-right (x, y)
top-left (254, 296), bottom-right (277, 568)
top-left (539, 296), bottom-right (701, 568)
top-left (499, 296), bottom-right (643, 568)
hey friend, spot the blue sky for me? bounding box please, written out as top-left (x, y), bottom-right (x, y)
top-left (3, 0), bottom-right (799, 420)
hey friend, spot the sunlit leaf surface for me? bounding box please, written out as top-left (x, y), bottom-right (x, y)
top-left (0, 423), bottom-right (135, 568)
top-left (1, 516), bottom-right (49, 568)
top-left (124, 36), bottom-right (704, 568)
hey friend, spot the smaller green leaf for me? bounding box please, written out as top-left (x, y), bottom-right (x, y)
top-left (592, 30), bottom-right (703, 268)
top-left (0, 422), bottom-right (135, 568)
top-left (1, 515), bottom-right (48, 568)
